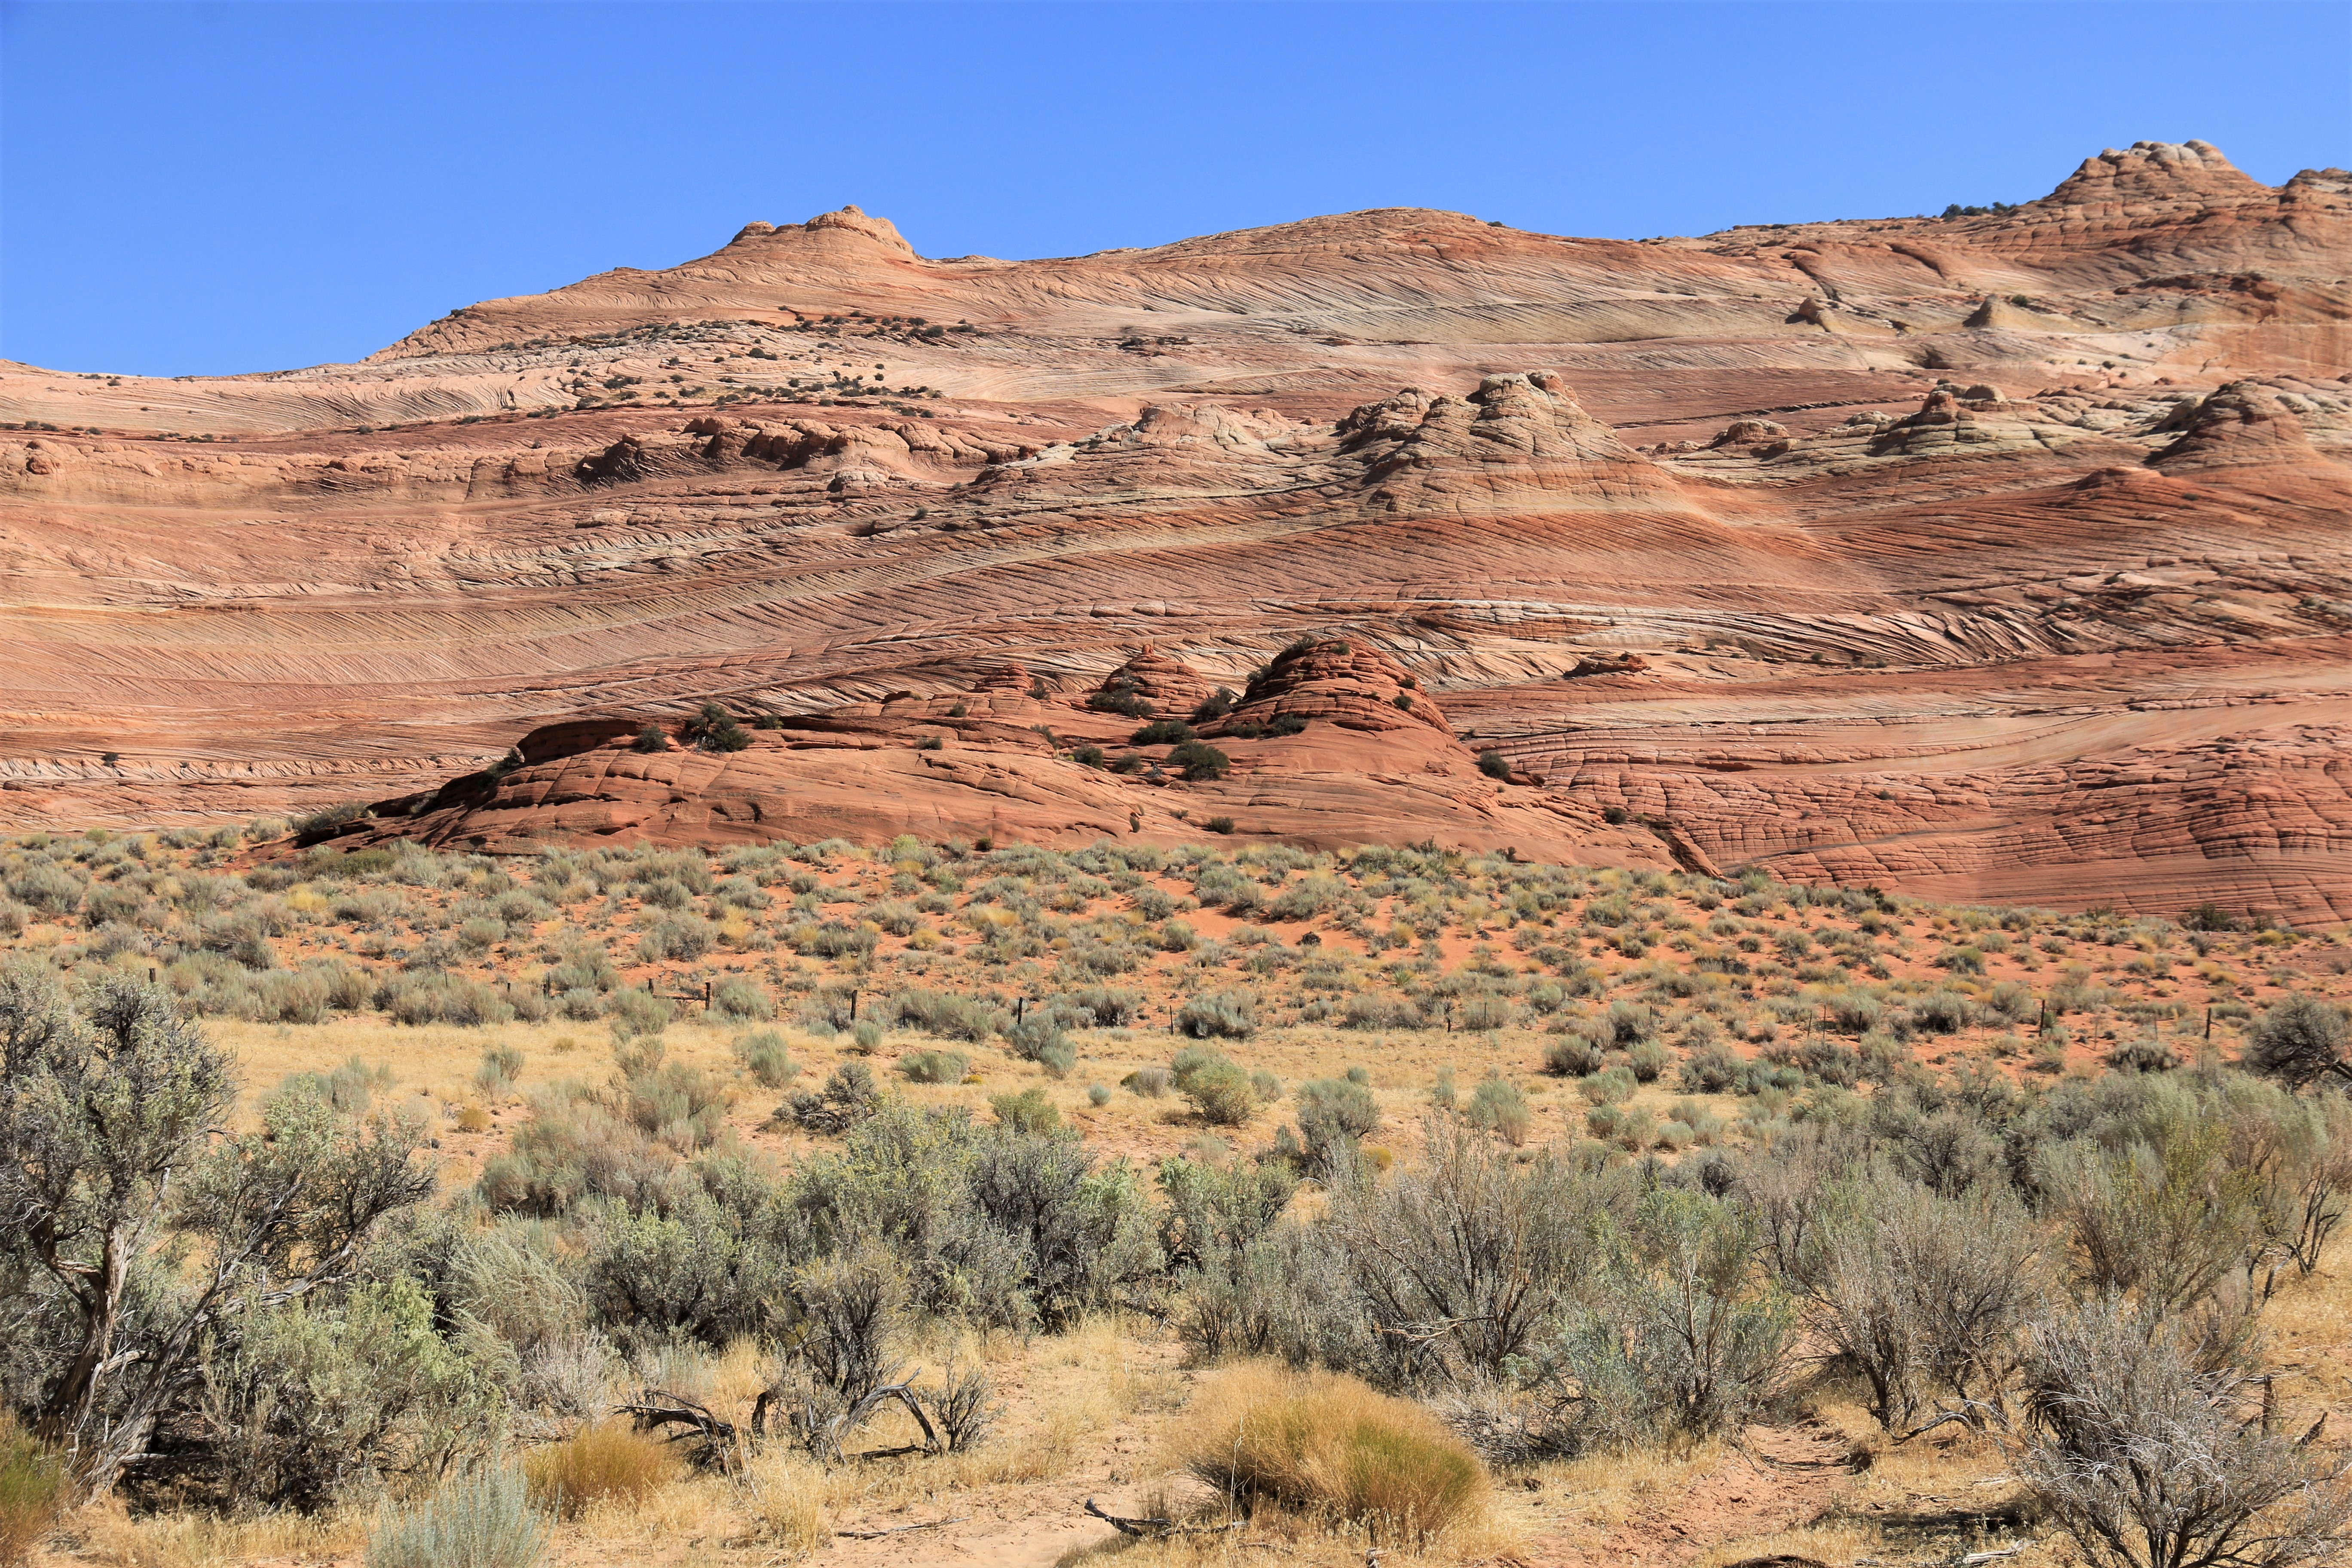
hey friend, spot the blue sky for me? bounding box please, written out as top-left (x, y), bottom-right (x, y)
top-left (5, 0), bottom-right (2346, 377)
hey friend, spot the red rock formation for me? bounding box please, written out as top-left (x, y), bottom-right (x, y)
top-left (1091, 647), bottom-right (1217, 720)
top-left (342, 645), bottom-right (1671, 869)
top-left (3, 141), bottom-right (2349, 921)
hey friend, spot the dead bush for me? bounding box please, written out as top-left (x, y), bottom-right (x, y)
top-left (2015, 1298), bottom-right (2352, 1568)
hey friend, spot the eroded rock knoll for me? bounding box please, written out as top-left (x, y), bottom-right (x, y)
top-left (4, 142), bottom-right (2348, 921)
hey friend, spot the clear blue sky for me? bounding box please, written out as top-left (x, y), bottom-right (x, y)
top-left (5, 0), bottom-right (2346, 377)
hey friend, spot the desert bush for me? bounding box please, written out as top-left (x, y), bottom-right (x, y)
top-left (190, 1274), bottom-right (503, 1512)
top-left (1913, 989), bottom-right (1976, 1034)
top-left (2015, 1298), bottom-right (2352, 1568)
top-left (522, 1422), bottom-right (677, 1519)
top-left (379, 973), bottom-right (517, 1027)
top-left (1294, 1077), bottom-right (1379, 1170)
top-left (611, 1041), bottom-right (727, 1152)
top-left (1544, 1032), bottom-right (1606, 1077)
top-left (366, 1465), bottom-right (547, 1568)
top-left (1173, 1044), bottom-right (1256, 1126)
top-left (606, 986), bottom-right (673, 1040)
top-left (788, 1061), bottom-right (881, 1135)
top-left (1626, 1039), bottom-right (1672, 1083)
top-left (636, 915), bottom-right (714, 962)
top-left (889, 988), bottom-right (1003, 1042)
top-left (1178, 1364), bottom-right (1486, 1546)
top-left (899, 1048), bottom-right (968, 1084)
top-left (989, 1085), bottom-right (1060, 1135)
top-left (996, 1016), bottom-right (1067, 1078)
top-left (1342, 992), bottom-right (1418, 1031)
top-left (1603, 999), bottom-right (1654, 1045)
top-left (2245, 993), bottom-right (2352, 1090)
top-left (476, 1045), bottom-right (524, 1096)
top-left (0, 973), bottom-right (435, 1495)
top-left (710, 978), bottom-right (773, 1021)
top-left (478, 1088), bottom-right (670, 1215)
top-left (1171, 740), bottom-right (1231, 781)
top-left (1123, 1066), bottom-right (1171, 1098)
top-left (1315, 1121), bottom-right (1617, 1386)
top-left (1527, 1188), bottom-right (1790, 1452)
top-left (1578, 1066), bottom-right (1637, 1106)
top-left (1679, 1043), bottom-right (1742, 1093)
top-left (1065, 984), bottom-right (1146, 1027)
top-left (1466, 1073), bottom-right (1532, 1145)
top-left (2106, 1036), bottom-right (2181, 1074)
top-left (1177, 989), bottom-right (1256, 1039)
top-left (2041, 1113), bottom-right (2260, 1321)
top-left (1796, 1176), bottom-right (2045, 1431)
top-left (787, 920), bottom-right (877, 959)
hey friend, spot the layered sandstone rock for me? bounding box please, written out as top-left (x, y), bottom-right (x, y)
top-left (3, 141), bottom-right (2349, 921)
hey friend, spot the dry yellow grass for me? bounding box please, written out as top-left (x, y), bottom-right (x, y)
top-left (55, 1502), bottom-right (362, 1568)
top-left (523, 1421), bottom-right (681, 1519)
top-left (1171, 1363), bottom-right (1488, 1548)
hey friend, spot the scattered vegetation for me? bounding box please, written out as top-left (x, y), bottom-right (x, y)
top-left (0, 825), bottom-right (2346, 1565)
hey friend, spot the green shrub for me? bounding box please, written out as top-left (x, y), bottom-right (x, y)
top-left (1544, 1032), bottom-right (1605, 1076)
top-left (682, 702), bottom-right (752, 753)
top-left (475, 1046), bottom-right (524, 1096)
top-left (990, 1086), bottom-right (1061, 1135)
top-left (1679, 1044), bottom-right (1742, 1093)
top-left (379, 974), bottom-right (517, 1027)
top-left (1456, 994), bottom-right (1511, 1031)
top-left (1131, 720), bottom-right (1196, 745)
top-left (1467, 1073), bottom-right (1532, 1145)
top-left (1173, 1044), bottom-right (1256, 1126)
top-left (890, 988), bottom-right (1004, 1041)
top-left (1626, 1040), bottom-right (1671, 1083)
top-left (709, 978), bottom-right (772, 1021)
top-left (1579, 1066), bottom-right (1636, 1106)
top-left (636, 915), bottom-right (714, 962)
top-left (367, 1465), bottom-right (547, 1568)
top-left (1295, 1077), bottom-right (1380, 1168)
top-left (1476, 751), bottom-right (1511, 781)
top-left (631, 724), bottom-right (669, 754)
top-left (1177, 990), bottom-right (1256, 1039)
top-left (788, 1061), bottom-right (882, 1135)
top-left (732, 1029), bottom-right (798, 1088)
top-left (1009, 1016), bottom-right (1077, 1078)
top-left (1171, 740), bottom-right (1231, 781)
top-left (2245, 993), bottom-right (2352, 1089)
top-left (899, 1048), bottom-right (969, 1084)
top-left (787, 920), bottom-right (878, 959)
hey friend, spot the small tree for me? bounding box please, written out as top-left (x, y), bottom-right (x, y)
top-left (0, 969), bottom-right (433, 1496)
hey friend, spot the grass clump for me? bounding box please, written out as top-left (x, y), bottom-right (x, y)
top-left (520, 1421), bottom-right (677, 1519)
top-left (1176, 1364), bottom-right (1487, 1546)
top-left (0, 1417), bottom-right (62, 1568)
